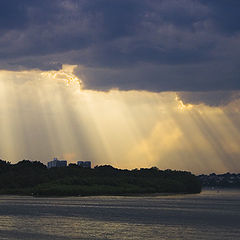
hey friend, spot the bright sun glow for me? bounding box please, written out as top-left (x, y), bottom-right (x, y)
top-left (176, 96), bottom-right (193, 111)
top-left (0, 66), bottom-right (240, 174)
top-left (41, 65), bottom-right (82, 88)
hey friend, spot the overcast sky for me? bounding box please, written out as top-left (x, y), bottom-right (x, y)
top-left (1, 0), bottom-right (240, 95)
top-left (0, 1), bottom-right (240, 173)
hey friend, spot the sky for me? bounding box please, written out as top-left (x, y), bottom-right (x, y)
top-left (0, 0), bottom-right (240, 174)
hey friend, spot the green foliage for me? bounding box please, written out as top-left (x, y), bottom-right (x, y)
top-left (0, 160), bottom-right (201, 196)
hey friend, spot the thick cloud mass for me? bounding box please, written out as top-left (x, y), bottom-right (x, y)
top-left (0, 0), bottom-right (240, 93)
top-left (178, 91), bottom-right (240, 107)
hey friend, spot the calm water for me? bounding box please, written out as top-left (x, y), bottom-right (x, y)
top-left (0, 190), bottom-right (239, 240)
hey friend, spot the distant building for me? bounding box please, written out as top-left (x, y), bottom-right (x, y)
top-left (47, 158), bottom-right (67, 168)
top-left (77, 161), bottom-right (91, 168)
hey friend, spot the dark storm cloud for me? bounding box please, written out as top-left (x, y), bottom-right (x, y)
top-left (201, 0), bottom-right (240, 34)
top-left (177, 91), bottom-right (240, 107)
top-left (0, 0), bottom-right (240, 100)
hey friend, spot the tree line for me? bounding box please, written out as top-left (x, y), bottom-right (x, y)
top-left (0, 159), bottom-right (201, 196)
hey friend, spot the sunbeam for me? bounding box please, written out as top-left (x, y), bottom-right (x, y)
top-left (0, 67), bottom-right (240, 173)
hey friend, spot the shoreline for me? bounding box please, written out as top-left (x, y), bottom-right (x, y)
top-left (0, 191), bottom-right (200, 198)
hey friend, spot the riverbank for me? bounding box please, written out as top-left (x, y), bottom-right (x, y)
top-left (0, 160), bottom-right (201, 197)
top-left (0, 189), bottom-right (198, 198)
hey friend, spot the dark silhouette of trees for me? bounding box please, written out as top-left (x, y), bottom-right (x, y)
top-left (0, 160), bottom-right (201, 196)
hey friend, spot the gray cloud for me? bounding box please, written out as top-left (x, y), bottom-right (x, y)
top-left (177, 91), bottom-right (240, 107)
top-left (0, 0), bottom-right (240, 100)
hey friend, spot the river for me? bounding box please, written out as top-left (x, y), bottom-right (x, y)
top-left (0, 189), bottom-right (239, 239)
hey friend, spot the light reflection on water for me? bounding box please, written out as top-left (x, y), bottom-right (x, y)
top-left (0, 190), bottom-right (239, 240)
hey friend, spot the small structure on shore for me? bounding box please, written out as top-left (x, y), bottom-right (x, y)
top-left (77, 161), bottom-right (91, 168)
top-left (47, 158), bottom-right (67, 168)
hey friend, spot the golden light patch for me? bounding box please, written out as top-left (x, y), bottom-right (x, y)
top-left (0, 68), bottom-right (240, 174)
top-left (176, 97), bottom-right (193, 111)
top-left (41, 65), bottom-right (82, 88)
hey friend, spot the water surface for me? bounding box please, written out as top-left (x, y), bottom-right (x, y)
top-left (0, 189), bottom-right (239, 239)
